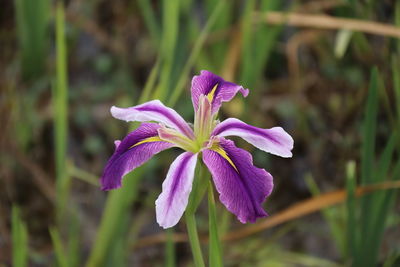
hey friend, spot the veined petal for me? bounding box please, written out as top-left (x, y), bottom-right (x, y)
top-left (101, 123), bottom-right (173, 190)
top-left (155, 152), bottom-right (198, 228)
top-left (212, 118), bottom-right (294, 158)
top-left (191, 70), bottom-right (249, 114)
top-left (111, 100), bottom-right (194, 138)
top-left (202, 138), bottom-right (273, 223)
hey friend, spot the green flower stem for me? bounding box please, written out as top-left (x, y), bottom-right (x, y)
top-left (184, 163), bottom-right (209, 267)
top-left (208, 181), bottom-right (222, 267)
top-left (185, 212), bottom-right (205, 267)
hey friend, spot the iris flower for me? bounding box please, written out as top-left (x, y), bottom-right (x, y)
top-left (101, 71), bottom-right (294, 228)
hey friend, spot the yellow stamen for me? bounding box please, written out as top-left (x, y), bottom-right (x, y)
top-left (210, 144), bottom-right (238, 172)
top-left (129, 136), bottom-right (163, 149)
top-left (207, 83), bottom-right (219, 103)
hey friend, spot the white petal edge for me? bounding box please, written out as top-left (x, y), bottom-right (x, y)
top-left (155, 152), bottom-right (198, 228)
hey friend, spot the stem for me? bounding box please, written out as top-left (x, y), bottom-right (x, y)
top-left (208, 181), bottom-right (222, 267)
top-left (165, 228), bottom-right (175, 267)
top-left (185, 212), bottom-right (205, 267)
top-left (184, 163), bottom-right (208, 267)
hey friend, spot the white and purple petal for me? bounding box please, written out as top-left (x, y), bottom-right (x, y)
top-left (101, 123), bottom-right (173, 190)
top-left (111, 100), bottom-right (194, 138)
top-left (155, 152), bottom-right (198, 228)
top-left (191, 70), bottom-right (249, 114)
top-left (212, 118), bottom-right (294, 158)
top-left (202, 138), bottom-right (273, 224)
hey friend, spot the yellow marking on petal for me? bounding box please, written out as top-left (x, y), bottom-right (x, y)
top-left (207, 83), bottom-right (219, 103)
top-left (130, 136), bottom-right (163, 149)
top-left (210, 144), bottom-right (238, 172)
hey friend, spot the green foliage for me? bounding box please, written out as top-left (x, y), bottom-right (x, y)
top-left (348, 69), bottom-right (400, 267)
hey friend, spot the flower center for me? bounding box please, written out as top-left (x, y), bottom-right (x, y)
top-left (193, 95), bottom-right (214, 150)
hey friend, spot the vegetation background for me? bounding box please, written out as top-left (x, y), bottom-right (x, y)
top-left (1, 0), bottom-right (400, 266)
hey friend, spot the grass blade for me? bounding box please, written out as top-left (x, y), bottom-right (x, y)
top-left (12, 206), bottom-right (28, 267)
top-left (49, 227), bottom-right (68, 267)
top-left (392, 55), bottom-right (400, 121)
top-left (85, 168), bottom-right (144, 267)
top-left (168, 0), bottom-right (226, 107)
top-left (346, 161), bottom-right (357, 261)
top-left (54, 0), bottom-right (69, 217)
top-left (154, 0), bottom-right (180, 100)
top-left (137, 0), bottom-right (161, 45)
top-left (14, 0), bottom-right (50, 80)
top-left (360, 67), bottom-right (378, 185)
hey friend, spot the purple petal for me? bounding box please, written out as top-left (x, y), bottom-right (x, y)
top-left (202, 138), bottom-right (273, 223)
top-left (111, 100), bottom-right (194, 138)
top-left (191, 70), bottom-right (249, 114)
top-left (155, 152), bottom-right (198, 228)
top-left (101, 123), bottom-right (173, 190)
top-left (212, 118), bottom-right (294, 158)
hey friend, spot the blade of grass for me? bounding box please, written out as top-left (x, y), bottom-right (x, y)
top-left (168, 0), bottom-right (226, 107)
top-left (138, 58), bottom-right (161, 104)
top-left (67, 215), bottom-right (80, 267)
top-left (360, 67), bottom-right (378, 185)
top-left (49, 227), bottom-right (68, 267)
top-left (205, 0), bottom-right (232, 70)
top-left (360, 133), bottom-right (397, 266)
top-left (208, 181), bottom-right (222, 267)
top-left (14, 0), bottom-right (50, 80)
top-left (358, 67), bottom-right (379, 266)
top-left (12, 206), bottom-right (28, 267)
top-left (346, 161), bottom-right (357, 261)
top-left (137, 0), bottom-right (161, 45)
top-left (243, 0), bottom-right (282, 88)
top-left (54, 0), bottom-right (69, 218)
top-left (368, 159), bottom-right (400, 264)
top-left (392, 55), bottom-right (400, 121)
top-left (396, 2), bottom-right (400, 52)
top-left (239, 0), bottom-right (256, 86)
top-left (85, 167), bottom-right (144, 267)
top-left (154, 0), bottom-right (180, 100)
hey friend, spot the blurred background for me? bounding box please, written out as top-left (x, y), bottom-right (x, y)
top-left (1, 0), bottom-right (400, 266)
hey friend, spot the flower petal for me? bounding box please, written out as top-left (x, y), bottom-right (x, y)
top-left (155, 152), bottom-right (198, 228)
top-left (212, 118), bottom-right (294, 158)
top-left (202, 138), bottom-right (273, 223)
top-left (191, 70), bottom-right (249, 114)
top-left (111, 100), bottom-right (194, 138)
top-left (101, 123), bottom-right (173, 190)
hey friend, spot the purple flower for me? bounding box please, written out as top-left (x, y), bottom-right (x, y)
top-left (101, 70), bottom-right (294, 228)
